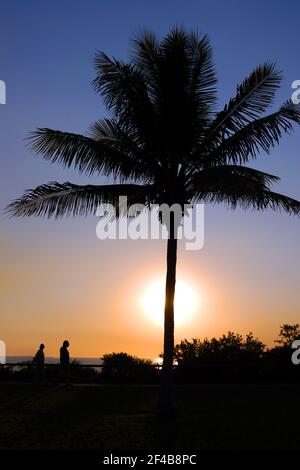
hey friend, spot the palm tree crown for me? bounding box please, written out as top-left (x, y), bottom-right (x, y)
top-left (7, 27), bottom-right (300, 218)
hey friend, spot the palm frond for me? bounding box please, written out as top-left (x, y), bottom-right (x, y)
top-left (200, 189), bottom-right (300, 215)
top-left (6, 182), bottom-right (155, 219)
top-left (187, 32), bottom-right (217, 137)
top-left (189, 165), bottom-right (280, 192)
top-left (198, 101), bottom-right (300, 166)
top-left (130, 28), bottom-right (160, 86)
top-left (93, 52), bottom-right (148, 113)
top-left (192, 169), bottom-right (300, 215)
top-left (28, 128), bottom-right (99, 172)
top-left (200, 63), bottom-right (282, 151)
top-left (92, 52), bottom-right (156, 147)
top-left (28, 127), bottom-right (155, 182)
top-left (148, 27), bottom-right (215, 158)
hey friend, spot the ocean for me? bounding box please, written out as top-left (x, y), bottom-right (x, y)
top-left (6, 356), bottom-right (103, 365)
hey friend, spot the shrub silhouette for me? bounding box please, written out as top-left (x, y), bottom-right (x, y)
top-left (175, 332), bottom-right (265, 363)
top-left (101, 352), bottom-right (158, 383)
top-left (173, 332), bottom-right (265, 383)
top-left (275, 324), bottom-right (300, 347)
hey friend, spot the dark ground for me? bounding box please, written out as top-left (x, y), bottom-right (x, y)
top-left (0, 383), bottom-right (299, 450)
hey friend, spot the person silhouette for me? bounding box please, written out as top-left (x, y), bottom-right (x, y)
top-left (33, 343), bottom-right (45, 383)
top-left (59, 340), bottom-right (70, 384)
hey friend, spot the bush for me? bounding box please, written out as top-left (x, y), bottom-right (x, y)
top-left (101, 352), bottom-right (159, 384)
top-left (173, 332), bottom-right (266, 383)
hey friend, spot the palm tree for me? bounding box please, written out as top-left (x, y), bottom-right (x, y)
top-left (7, 27), bottom-right (300, 414)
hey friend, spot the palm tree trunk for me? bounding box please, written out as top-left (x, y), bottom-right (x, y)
top-left (158, 215), bottom-right (177, 416)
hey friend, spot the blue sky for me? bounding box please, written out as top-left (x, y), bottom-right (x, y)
top-left (0, 0), bottom-right (299, 356)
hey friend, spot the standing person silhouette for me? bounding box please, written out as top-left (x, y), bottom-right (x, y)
top-left (59, 340), bottom-right (70, 384)
top-left (33, 343), bottom-right (45, 383)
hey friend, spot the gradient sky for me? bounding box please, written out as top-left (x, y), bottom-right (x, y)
top-left (0, 0), bottom-right (299, 359)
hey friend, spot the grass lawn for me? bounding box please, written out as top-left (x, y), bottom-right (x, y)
top-left (0, 383), bottom-right (299, 450)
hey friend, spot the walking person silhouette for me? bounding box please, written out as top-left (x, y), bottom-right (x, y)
top-left (33, 343), bottom-right (45, 383)
top-left (59, 340), bottom-right (70, 384)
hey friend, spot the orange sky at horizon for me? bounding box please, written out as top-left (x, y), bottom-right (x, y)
top-left (1, 206), bottom-right (299, 361)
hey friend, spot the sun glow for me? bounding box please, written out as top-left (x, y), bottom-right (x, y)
top-left (140, 278), bottom-right (199, 326)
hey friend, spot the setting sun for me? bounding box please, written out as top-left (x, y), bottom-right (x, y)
top-left (140, 279), bottom-right (199, 327)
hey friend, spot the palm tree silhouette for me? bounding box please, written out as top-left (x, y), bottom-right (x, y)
top-left (7, 27), bottom-right (300, 414)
